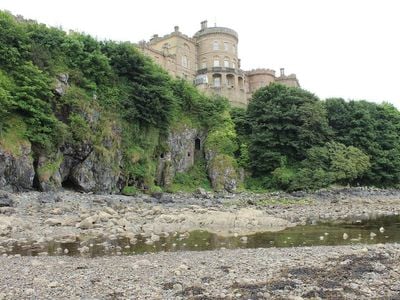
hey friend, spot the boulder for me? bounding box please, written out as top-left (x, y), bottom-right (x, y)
top-left (69, 148), bottom-right (121, 193)
top-left (207, 154), bottom-right (238, 192)
top-left (0, 190), bottom-right (15, 207)
top-left (36, 154), bottom-right (63, 192)
top-left (54, 73), bottom-right (69, 96)
top-left (0, 143), bottom-right (34, 192)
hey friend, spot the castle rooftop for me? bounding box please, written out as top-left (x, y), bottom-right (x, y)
top-left (193, 21), bottom-right (238, 40)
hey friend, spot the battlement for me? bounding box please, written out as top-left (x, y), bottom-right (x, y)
top-left (194, 26), bottom-right (238, 40)
top-left (245, 68), bottom-right (276, 77)
top-left (277, 74), bottom-right (298, 79)
top-left (148, 26), bottom-right (195, 45)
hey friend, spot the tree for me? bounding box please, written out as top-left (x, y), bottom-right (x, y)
top-left (247, 83), bottom-right (330, 176)
top-left (326, 99), bottom-right (400, 186)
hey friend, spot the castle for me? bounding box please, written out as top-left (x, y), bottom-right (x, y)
top-left (138, 20), bottom-right (300, 107)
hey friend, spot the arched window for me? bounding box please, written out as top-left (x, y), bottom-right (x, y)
top-left (213, 41), bottom-right (219, 50)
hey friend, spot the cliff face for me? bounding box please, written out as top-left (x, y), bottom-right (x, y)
top-left (0, 75), bottom-right (239, 194)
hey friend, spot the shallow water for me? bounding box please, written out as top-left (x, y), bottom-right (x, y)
top-left (6, 214), bottom-right (400, 257)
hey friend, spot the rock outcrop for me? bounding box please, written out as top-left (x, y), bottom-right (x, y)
top-left (157, 124), bottom-right (204, 187)
top-left (0, 142), bottom-right (35, 192)
top-left (69, 149), bottom-right (121, 193)
top-left (207, 154), bottom-right (238, 192)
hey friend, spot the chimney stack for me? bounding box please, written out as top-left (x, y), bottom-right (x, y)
top-left (201, 20), bottom-right (208, 30)
top-left (280, 68), bottom-right (285, 77)
top-left (174, 26), bottom-right (179, 33)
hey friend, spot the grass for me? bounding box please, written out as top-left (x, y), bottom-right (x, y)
top-left (167, 157), bottom-right (211, 193)
top-left (37, 155), bottom-right (63, 181)
top-left (0, 117), bottom-right (30, 156)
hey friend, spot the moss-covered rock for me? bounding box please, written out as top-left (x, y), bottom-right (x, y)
top-left (207, 154), bottom-right (238, 192)
top-left (0, 118), bottom-right (35, 191)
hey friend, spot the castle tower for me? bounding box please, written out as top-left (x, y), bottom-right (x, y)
top-left (245, 68), bottom-right (277, 100)
top-left (275, 67), bottom-right (300, 88)
top-left (193, 21), bottom-right (247, 107)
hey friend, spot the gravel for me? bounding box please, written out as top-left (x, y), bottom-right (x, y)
top-left (0, 187), bottom-right (400, 298)
top-left (0, 243), bottom-right (399, 299)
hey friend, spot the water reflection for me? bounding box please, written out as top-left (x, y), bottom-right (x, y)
top-left (5, 214), bottom-right (400, 257)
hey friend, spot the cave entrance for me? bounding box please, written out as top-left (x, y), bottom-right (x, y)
top-left (62, 177), bottom-right (78, 191)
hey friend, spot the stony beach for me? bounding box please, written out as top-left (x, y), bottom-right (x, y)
top-left (1, 187), bottom-right (400, 299)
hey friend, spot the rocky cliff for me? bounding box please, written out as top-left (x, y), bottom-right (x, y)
top-left (0, 75), bottom-right (239, 194)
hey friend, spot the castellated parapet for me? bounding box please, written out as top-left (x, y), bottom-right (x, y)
top-left (137, 21), bottom-right (300, 107)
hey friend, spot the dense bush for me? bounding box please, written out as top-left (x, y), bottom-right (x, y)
top-left (236, 83), bottom-right (400, 191)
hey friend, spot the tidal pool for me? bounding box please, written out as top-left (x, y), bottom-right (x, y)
top-left (7, 214), bottom-right (400, 257)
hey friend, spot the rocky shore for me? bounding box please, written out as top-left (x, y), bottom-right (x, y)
top-left (1, 187), bottom-right (400, 299)
top-left (1, 188), bottom-right (400, 248)
top-left (0, 243), bottom-right (399, 299)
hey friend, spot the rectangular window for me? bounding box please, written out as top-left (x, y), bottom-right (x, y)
top-left (182, 56), bottom-right (188, 68)
top-left (224, 42), bottom-right (229, 51)
top-left (213, 41), bottom-right (219, 50)
top-left (213, 60), bottom-right (220, 67)
top-left (224, 60), bottom-right (229, 68)
top-left (232, 62), bottom-right (236, 69)
top-left (214, 77), bottom-right (221, 87)
top-left (201, 62), bottom-right (207, 69)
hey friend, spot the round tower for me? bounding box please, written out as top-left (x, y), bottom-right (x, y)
top-left (245, 68), bottom-right (276, 95)
top-left (193, 21), bottom-right (247, 107)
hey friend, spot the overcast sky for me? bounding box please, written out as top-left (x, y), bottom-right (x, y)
top-left (1, 0), bottom-right (399, 107)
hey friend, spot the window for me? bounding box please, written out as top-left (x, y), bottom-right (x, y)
top-left (213, 76), bottom-right (221, 87)
top-left (195, 138), bottom-right (201, 150)
top-left (213, 41), bottom-right (219, 50)
top-left (182, 55), bottom-right (188, 68)
top-left (224, 59), bottom-right (229, 68)
top-left (201, 61), bottom-right (207, 69)
top-left (224, 42), bottom-right (229, 51)
top-left (213, 59), bottom-right (220, 67)
top-left (226, 74), bottom-right (235, 87)
top-left (232, 45), bottom-right (236, 54)
top-left (232, 61), bottom-right (236, 69)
